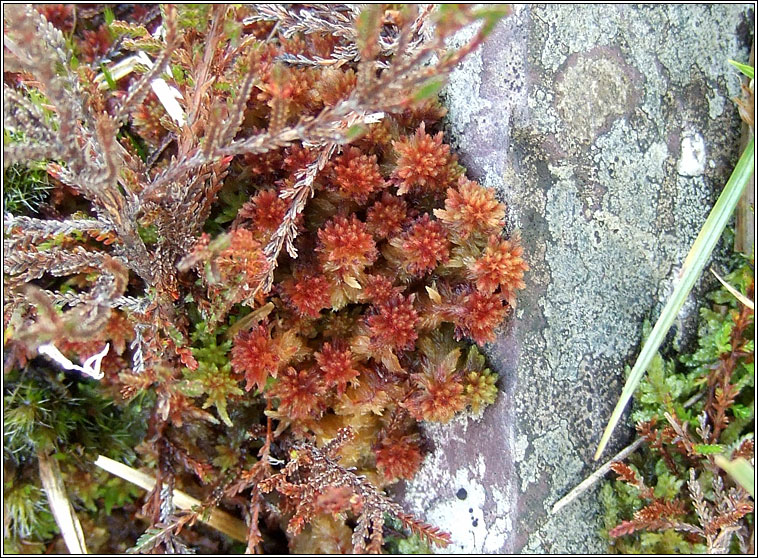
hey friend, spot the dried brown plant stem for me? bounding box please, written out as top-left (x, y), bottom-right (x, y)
top-left (250, 5), bottom-right (358, 40)
top-left (259, 143), bottom-right (338, 294)
top-left (705, 297), bottom-right (754, 443)
top-left (115, 5), bottom-right (178, 123)
top-left (144, 5), bottom-right (488, 196)
top-left (179, 5), bottom-right (226, 149)
top-left (260, 428), bottom-right (450, 553)
top-left (246, 408), bottom-right (275, 553)
top-left (734, 42), bottom-right (754, 254)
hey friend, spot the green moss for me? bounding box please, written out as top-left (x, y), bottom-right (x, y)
top-left (3, 480), bottom-right (59, 544)
top-left (3, 163), bottom-right (51, 215)
top-left (4, 366), bottom-right (147, 462)
top-left (600, 253), bottom-right (754, 553)
top-left (382, 517), bottom-right (433, 554)
top-left (3, 363), bottom-right (149, 551)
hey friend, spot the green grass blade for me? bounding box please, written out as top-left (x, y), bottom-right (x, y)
top-left (715, 456), bottom-right (755, 498)
top-left (728, 59), bottom-right (754, 79)
top-left (594, 138), bottom-right (755, 460)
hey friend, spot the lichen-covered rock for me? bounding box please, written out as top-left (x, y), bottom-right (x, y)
top-left (397, 4), bottom-right (753, 553)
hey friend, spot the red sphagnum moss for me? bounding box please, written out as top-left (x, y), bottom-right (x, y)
top-left (4, 4), bottom-right (521, 554)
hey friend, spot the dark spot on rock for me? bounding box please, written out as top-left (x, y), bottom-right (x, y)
top-left (735, 10), bottom-right (754, 46)
top-left (456, 488), bottom-right (468, 500)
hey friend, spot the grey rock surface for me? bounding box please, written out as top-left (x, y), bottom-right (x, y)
top-left (396, 4), bottom-right (754, 553)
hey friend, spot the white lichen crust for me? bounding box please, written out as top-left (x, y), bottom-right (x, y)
top-left (399, 4), bottom-right (752, 553)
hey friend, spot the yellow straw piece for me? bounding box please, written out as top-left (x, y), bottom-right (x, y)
top-left (38, 451), bottom-right (89, 554)
top-left (94, 455), bottom-right (248, 543)
top-left (710, 268), bottom-right (754, 310)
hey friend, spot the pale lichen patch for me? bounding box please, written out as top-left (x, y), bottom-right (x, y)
top-left (401, 4), bottom-right (751, 554)
top-left (677, 130), bottom-right (707, 176)
top-left (423, 468), bottom-right (488, 554)
top-left (555, 52), bottom-right (638, 144)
